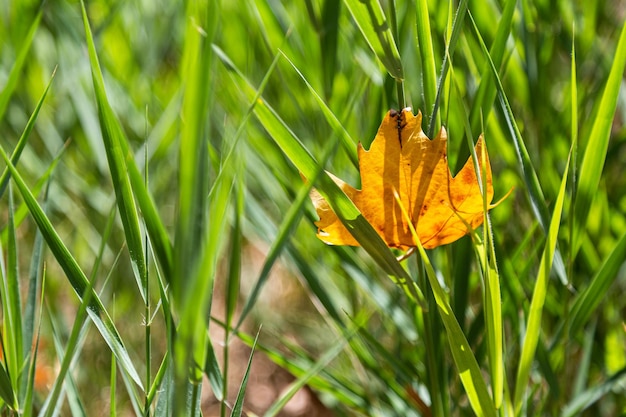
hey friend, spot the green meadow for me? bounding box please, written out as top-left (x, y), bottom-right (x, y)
top-left (0, 0), bottom-right (624, 415)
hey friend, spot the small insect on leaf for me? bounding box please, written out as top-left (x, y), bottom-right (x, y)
top-left (308, 109), bottom-right (501, 249)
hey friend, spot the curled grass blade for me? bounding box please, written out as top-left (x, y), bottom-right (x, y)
top-left (343, 0), bottom-right (403, 79)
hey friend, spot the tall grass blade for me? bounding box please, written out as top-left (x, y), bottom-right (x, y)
top-left (80, 0), bottom-right (147, 301)
top-left (395, 192), bottom-right (496, 417)
top-left (343, 0), bottom-right (403, 79)
top-left (571, 21), bottom-right (626, 258)
top-left (467, 0), bottom-right (516, 142)
top-left (0, 147), bottom-right (143, 389)
top-left (427, 0), bottom-right (468, 138)
top-left (513, 149), bottom-right (571, 414)
top-left (172, 3), bottom-right (220, 412)
top-left (230, 329), bottom-right (260, 417)
top-left (319, 0), bottom-right (341, 99)
top-left (468, 12), bottom-right (568, 284)
top-left (3, 187), bottom-right (23, 390)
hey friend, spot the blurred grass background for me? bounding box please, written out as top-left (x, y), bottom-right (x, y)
top-left (0, 0), bottom-right (625, 416)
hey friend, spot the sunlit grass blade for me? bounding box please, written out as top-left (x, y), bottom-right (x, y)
top-left (281, 51), bottom-right (358, 167)
top-left (427, 0), bottom-right (468, 138)
top-left (0, 148), bottom-right (143, 389)
top-left (19, 196), bottom-right (46, 406)
top-left (568, 24), bottom-right (579, 279)
top-left (343, 0), bottom-right (403, 79)
top-left (229, 329), bottom-right (260, 417)
top-left (513, 149), bottom-right (571, 414)
top-left (0, 68), bottom-right (56, 199)
top-left (0, 354), bottom-right (16, 409)
top-left (468, 11), bottom-right (568, 284)
top-left (467, 0), bottom-right (516, 139)
top-left (80, 0), bottom-right (147, 301)
top-left (0, 11), bottom-right (41, 123)
top-left (394, 191), bottom-right (497, 417)
top-left (567, 230), bottom-right (626, 337)
top-left (415, 0), bottom-right (438, 124)
top-left (571, 20), bottom-right (626, 258)
top-left (214, 45), bottom-right (426, 309)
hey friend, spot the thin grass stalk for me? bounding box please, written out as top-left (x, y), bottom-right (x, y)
top-left (415, 0), bottom-right (438, 124)
top-left (416, 255), bottom-right (447, 417)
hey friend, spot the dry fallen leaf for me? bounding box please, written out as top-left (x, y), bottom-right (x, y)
top-left (310, 108), bottom-right (497, 249)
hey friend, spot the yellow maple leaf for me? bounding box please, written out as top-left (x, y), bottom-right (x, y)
top-left (310, 108), bottom-right (497, 249)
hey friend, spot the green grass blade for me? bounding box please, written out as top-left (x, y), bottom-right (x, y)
top-left (319, 0), bottom-right (341, 99)
top-left (281, 51), bottom-right (358, 167)
top-left (427, 0), bottom-right (468, 138)
top-left (171, 3), bottom-right (220, 408)
top-left (513, 149), bottom-right (571, 413)
top-left (110, 352), bottom-right (117, 417)
top-left (415, 0), bottom-right (438, 124)
top-left (230, 329), bottom-right (260, 417)
top-left (572, 20), bottom-right (626, 258)
top-left (467, 0), bottom-right (516, 140)
top-left (568, 24), bottom-right (579, 279)
top-left (568, 230), bottom-right (626, 338)
top-left (0, 146), bottom-right (143, 389)
top-left (416, 248), bottom-right (496, 417)
top-left (468, 11), bottom-right (568, 284)
top-left (0, 68), bottom-right (56, 198)
top-left (343, 0), bottom-right (403, 79)
top-left (80, 0), bottom-right (147, 301)
top-left (396, 193), bottom-right (496, 417)
top-left (0, 11), bottom-right (41, 123)
top-left (3, 187), bottom-right (23, 389)
top-left (0, 350), bottom-right (16, 409)
top-left (203, 337), bottom-right (223, 402)
top-left (214, 46), bottom-right (426, 309)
